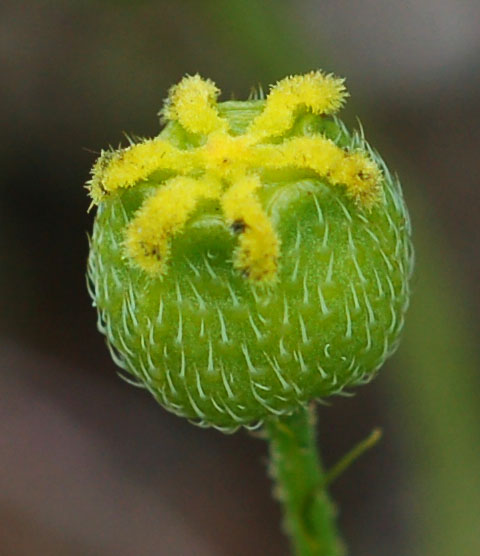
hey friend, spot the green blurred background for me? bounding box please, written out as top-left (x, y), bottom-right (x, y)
top-left (1, 1), bottom-right (479, 554)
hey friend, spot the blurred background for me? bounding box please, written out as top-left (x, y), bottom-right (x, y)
top-left (1, 1), bottom-right (479, 554)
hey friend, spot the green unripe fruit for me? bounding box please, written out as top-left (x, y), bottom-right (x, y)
top-left (87, 73), bottom-right (413, 432)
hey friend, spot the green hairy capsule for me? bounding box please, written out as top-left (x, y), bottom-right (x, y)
top-left (87, 71), bottom-right (413, 432)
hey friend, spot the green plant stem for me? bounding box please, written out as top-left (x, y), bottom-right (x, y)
top-left (323, 428), bottom-right (382, 487)
top-left (265, 405), bottom-right (345, 556)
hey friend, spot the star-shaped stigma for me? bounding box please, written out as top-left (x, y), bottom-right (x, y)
top-left (88, 71), bottom-right (382, 283)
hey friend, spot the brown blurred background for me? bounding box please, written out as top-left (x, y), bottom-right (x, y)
top-left (1, 1), bottom-right (479, 555)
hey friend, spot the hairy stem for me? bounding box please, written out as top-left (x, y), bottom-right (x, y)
top-left (265, 405), bottom-right (345, 556)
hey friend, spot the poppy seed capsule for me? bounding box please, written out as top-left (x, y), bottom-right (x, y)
top-left (87, 72), bottom-right (413, 432)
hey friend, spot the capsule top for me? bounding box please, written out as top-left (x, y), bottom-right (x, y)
top-left (88, 71), bottom-right (382, 284)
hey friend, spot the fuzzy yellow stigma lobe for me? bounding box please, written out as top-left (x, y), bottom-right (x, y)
top-left (248, 71), bottom-right (347, 139)
top-left (221, 174), bottom-right (280, 282)
top-left (162, 74), bottom-right (227, 135)
top-left (88, 70), bottom-right (382, 283)
top-left (125, 176), bottom-right (222, 275)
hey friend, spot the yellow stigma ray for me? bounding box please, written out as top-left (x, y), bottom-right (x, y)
top-left (125, 176), bottom-right (221, 275)
top-left (221, 175), bottom-right (279, 283)
top-left (253, 136), bottom-right (381, 207)
top-left (88, 71), bottom-right (382, 283)
top-left (89, 139), bottom-right (195, 205)
top-left (162, 74), bottom-right (227, 135)
top-left (248, 71), bottom-right (347, 139)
